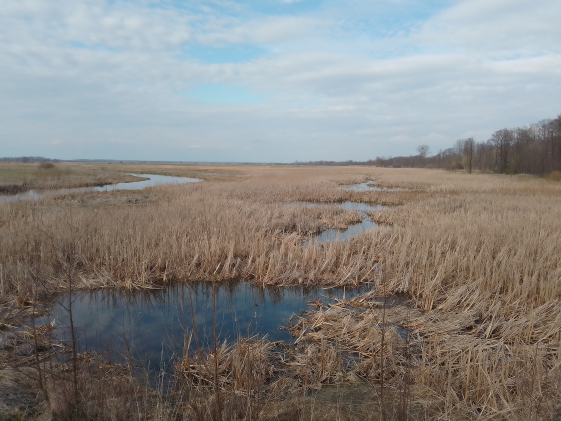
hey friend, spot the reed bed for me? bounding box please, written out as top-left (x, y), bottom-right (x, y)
top-left (0, 162), bottom-right (141, 192)
top-left (1, 165), bottom-right (561, 419)
top-left (0, 174), bottom-right (381, 297)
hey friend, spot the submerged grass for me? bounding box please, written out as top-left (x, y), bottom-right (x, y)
top-left (1, 165), bottom-right (561, 419)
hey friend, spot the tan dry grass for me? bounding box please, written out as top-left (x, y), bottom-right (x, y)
top-left (0, 169), bottom-right (383, 296)
top-left (1, 164), bottom-right (561, 419)
top-left (0, 162), bottom-right (143, 193)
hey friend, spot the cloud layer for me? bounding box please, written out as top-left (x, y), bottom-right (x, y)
top-left (1, 0), bottom-right (560, 162)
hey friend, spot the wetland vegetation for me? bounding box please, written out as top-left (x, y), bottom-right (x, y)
top-left (1, 163), bottom-right (560, 420)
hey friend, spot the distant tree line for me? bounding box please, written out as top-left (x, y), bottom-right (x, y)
top-left (294, 159), bottom-right (380, 166)
top-left (298, 114), bottom-right (561, 176)
top-left (399, 114), bottom-right (561, 175)
top-left (1, 156), bottom-right (60, 163)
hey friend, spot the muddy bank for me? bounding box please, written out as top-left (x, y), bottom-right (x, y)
top-left (0, 184), bottom-right (27, 194)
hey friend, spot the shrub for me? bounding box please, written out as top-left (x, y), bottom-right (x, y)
top-left (38, 162), bottom-right (55, 170)
top-left (545, 170), bottom-right (561, 181)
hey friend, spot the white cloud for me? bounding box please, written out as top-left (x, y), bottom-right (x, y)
top-left (420, 132), bottom-right (447, 143)
top-left (389, 135), bottom-right (411, 144)
top-left (413, 0), bottom-right (561, 56)
top-left (0, 0), bottom-right (560, 161)
top-left (195, 15), bottom-right (322, 46)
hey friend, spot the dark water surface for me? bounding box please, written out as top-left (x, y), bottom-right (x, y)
top-left (37, 282), bottom-right (372, 370)
top-left (0, 173), bottom-right (201, 203)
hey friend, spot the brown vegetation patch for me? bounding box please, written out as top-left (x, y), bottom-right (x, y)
top-left (1, 164), bottom-right (561, 419)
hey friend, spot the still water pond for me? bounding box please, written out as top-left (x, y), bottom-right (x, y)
top-left (0, 173), bottom-right (201, 204)
top-left (38, 282), bottom-right (372, 370)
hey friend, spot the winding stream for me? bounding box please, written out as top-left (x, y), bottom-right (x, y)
top-left (296, 201), bottom-right (386, 244)
top-left (312, 201), bottom-right (385, 243)
top-left (0, 173), bottom-right (201, 204)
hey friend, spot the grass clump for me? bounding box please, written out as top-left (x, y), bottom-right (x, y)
top-left (0, 414), bottom-right (25, 421)
top-left (37, 162), bottom-right (56, 170)
top-left (546, 170), bottom-right (561, 181)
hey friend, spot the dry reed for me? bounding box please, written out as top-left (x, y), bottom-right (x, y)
top-left (1, 165), bottom-right (561, 419)
top-left (0, 162), bottom-right (142, 193)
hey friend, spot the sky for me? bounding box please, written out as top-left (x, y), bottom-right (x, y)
top-left (1, 0), bottom-right (560, 162)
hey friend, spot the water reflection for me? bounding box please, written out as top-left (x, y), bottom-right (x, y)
top-left (36, 282), bottom-right (372, 369)
top-left (312, 219), bottom-right (378, 243)
top-left (344, 181), bottom-right (399, 192)
top-left (95, 174), bottom-right (200, 192)
top-left (0, 173), bottom-right (201, 204)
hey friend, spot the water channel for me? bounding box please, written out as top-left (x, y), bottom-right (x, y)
top-left (0, 173), bottom-right (201, 204)
top-left (298, 201), bottom-right (386, 244)
top-left (15, 177), bottom-right (389, 374)
top-left (344, 181), bottom-right (401, 192)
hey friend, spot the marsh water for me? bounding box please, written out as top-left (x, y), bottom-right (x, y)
top-left (19, 179), bottom-right (387, 373)
top-left (300, 201), bottom-right (385, 244)
top-left (345, 181), bottom-right (401, 192)
top-left (345, 181), bottom-right (385, 192)
top-left (0, 173), bottom-right (201, 203)
top-left (36, 282), bottom-right (372, 371)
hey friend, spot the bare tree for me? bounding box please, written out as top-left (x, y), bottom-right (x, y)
top-left (371, 113), bottom-right (561, 175)
top-left (417, 144), bottom-right (430, 158)
top-left (464, 138), bottom-right (474, 174)
top-left (416, 144), bottom-right (430, 167)
top-left (491, 129), bottom-right (514, 173)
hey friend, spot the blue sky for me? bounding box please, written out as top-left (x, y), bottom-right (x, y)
top-left (1, 0), bottom-right (560, 162)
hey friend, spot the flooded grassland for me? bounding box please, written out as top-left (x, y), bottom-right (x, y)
top-left (1, 164), bottom-right (561, 420)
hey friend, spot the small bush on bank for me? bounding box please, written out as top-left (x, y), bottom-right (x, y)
top-left (38, 162), bottom-right (55, 170)
top-left (545, 170), bottom-right (561, 181)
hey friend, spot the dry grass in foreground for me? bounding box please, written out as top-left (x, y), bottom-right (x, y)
top-left (1, 165), bottom-right (560, 420)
